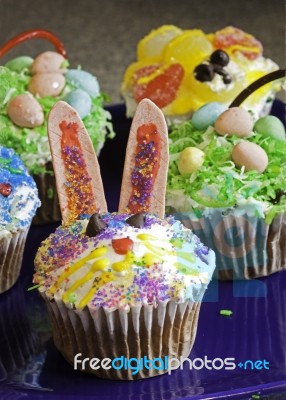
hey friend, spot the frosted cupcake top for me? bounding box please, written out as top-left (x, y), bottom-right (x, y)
top-left (0, 146), bottom-right (40, 238)
top-left (121, 25), bottom-right (279, 120)
top-left (34, 213), bottom-right (215, 311)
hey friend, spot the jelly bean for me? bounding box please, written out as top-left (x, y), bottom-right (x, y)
top-left (178, 147), bottom-right (205, 174)
top-left (64, 89), bottom-right (92, 119)
top-left (5, 56), bottom-right (34, 72)
top-left (7, 93), bottom-right (44, 128)
top-left (215, 107), bottom-right (253, 137)
top-left (192, 102), bottom-right (227, 130)
top-left (254, 115), bottom-right (286, 141)
top-left (232, 141), bottom-right (268, 173)
top-left (65, 69), bottom-right (100, 98)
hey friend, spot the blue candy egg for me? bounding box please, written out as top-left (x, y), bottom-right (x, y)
top-left (64, 89), bottom-right (92, 119)
top-left (65, 69), bottom-right (100, 98)
top-left (192, 102), bottom-right (228, 130)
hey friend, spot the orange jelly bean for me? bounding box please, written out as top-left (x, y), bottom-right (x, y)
top-left (112, 238), bottom-right (134, 255)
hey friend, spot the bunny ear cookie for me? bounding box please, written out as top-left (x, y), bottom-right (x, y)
top-left (119, 98), bottom-right (168, 218)
top-left (48, 101), bottom-right (107, 224)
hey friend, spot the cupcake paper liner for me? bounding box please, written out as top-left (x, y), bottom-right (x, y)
top-left (0, 229), bottom-right (29, 293)
top-left (0, 287), bottom-right (40, 377)
top-left (177, 211), bottom-right (286, 280)
top-left (43, 294), bottom-right (202, 380)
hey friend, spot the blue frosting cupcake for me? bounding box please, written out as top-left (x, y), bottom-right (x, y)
top-left (0, 146), bottom-right (40, 292)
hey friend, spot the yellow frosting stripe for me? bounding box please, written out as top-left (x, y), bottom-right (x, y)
top-left (78, 272), bottom-right (114, 309)
top-left (137, 233), bottom-right (158, 241)
top-left (112, 251), bottom-right (134, 272)
top-left (177, 251), bottom-right (196, 263)
top-left (49, 246), bottom-right (107, 295)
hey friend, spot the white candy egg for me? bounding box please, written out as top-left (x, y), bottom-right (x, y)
top-left (231, 141), bottom-right (268, 173)
top-left (31, 51), bottom-right (67, 74)
top-left (7, 93), bottom-right (44, 128)
top-left (178, 147), bottom-right (205, 174)
top-left (28, 73), bottom-right (65, 97)
top-left (215, 107), bottom-right (253, 138)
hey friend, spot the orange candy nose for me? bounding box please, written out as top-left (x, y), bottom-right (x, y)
top-left (112, 238), bottom-right (134, 254)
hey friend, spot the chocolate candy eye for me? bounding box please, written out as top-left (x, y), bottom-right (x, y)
top-left (213, 65), bottom-right (232, 84)
top-left (126, 212), bottom-right (146, 228)
top-left (0, 183), bottom-right (12, 197)
top-left (194, 64), bottom-right (214, 82)
top-left (210, 50), bottom-right (229, 67)
top-left (85, 213), bottom-right (107, 237)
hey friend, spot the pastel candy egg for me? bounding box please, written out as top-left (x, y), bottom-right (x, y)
top-left (5, 56), bottom-right (34, 72)
top-left (65, 69), bottom-right (100, 98)
top-left (31, 51), bottom-right (67, 74)
top-left (192, 102), bottom-right (227, 130)
top-left (178, 147), bottom-right (205, 174)
top-left (7, 93), bottom-right (44, 128)
top-left (254, 115), bottom-right (286, 141)
top-left (215, 107), bottom-right (253, 137)
top-left (28, 73), bottom-right (65, 97)
top-left (231, 141), bottom-right (268, 173)
top-left (64, 89), bottom-right (92, 119)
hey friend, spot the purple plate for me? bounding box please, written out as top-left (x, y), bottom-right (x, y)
top-left (0, 101), bottom-right (285, 400)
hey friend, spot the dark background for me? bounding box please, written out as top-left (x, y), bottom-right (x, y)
top-left (0, 0), bottom-right (285, 103)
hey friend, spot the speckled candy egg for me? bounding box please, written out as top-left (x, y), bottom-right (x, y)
top-left (5, 56), bottom-right (34, 72)
top-left (231, 141), bottom-right (268, 173)
top-left (65, 69), bottom-right (100, 98)
top-left (28, 73), bottom-right (65, 97)
top-left (215, 107), bottom-right (253, 138)
top-left (254, 115), bottom-right (286, 141)
top-left (64, 89), bottom-right (92, 119)
top-left (31, 51), bottom-right (67, 74)
top-left (191, 102), bottom-right (227, 130)
top-left (7, 93), bottom-right (44, 128)
top-left (178, 147), bottom-right (205, 174)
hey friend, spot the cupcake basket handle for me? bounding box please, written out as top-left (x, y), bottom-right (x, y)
top-left (0, 29), bottom-right (67, 58)
top-left (229, 68), bottom-right (286, 108)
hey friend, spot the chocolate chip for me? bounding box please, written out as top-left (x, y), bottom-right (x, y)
top-left (194, 63), bottom-right (214, 82)
top-left (126, 213), bottom-right (146, 228)
top-left (210, 50), bottom-right (229, 67)
top-left (85, 213), bottom-right (107, 237)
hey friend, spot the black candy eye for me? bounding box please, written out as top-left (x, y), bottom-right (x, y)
top-left (85, 213), bottom-right (107, 237)
top-left (126, 212), bottom-right (146, 228)
top-left (194, 64), bottom-right (214, 82)
top-left (210, 50), bottom-right (230, 67)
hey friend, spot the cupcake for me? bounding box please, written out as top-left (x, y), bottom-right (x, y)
top-left (0, 29), bottom-right (115, 224)
top-left (121, 25), bottom-right (280, 123)
top-left (33, 98), bottom-right (215, 379)
top-left (166, 70), bottom-right (286, 280)
top-left (0, 146), bottom-right (40, 293)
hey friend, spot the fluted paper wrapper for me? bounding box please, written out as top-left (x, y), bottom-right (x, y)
top-left (178, 211), bottom-right (286, 280)
top-left (32, 173), bottom-right (62, 225)
top-left (0, 229), bottom-right (29, 293)
top-left (42, 295), bottom-right (201, 380)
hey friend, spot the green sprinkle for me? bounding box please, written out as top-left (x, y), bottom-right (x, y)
top-left (47, 187), bottom-right (54, 199)
top-left (27, 284), bottom-right (40, 291)
top-left (219, 309), bottom-right (233, 317)
top-left (251, 395), bottom-right (261, 399)
top-left (68, 293), bottom-right (77, 304)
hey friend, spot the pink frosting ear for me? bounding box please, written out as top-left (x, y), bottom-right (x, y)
top-left (118, 98), bottom-right (169, 219)
top-left (48, 101), bottom-right (107, 224)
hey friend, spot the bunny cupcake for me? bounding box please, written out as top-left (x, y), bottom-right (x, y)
top-left (0, 29), bottom-right (114, 224)
top-left (33, 99), bottom-right (215, 379)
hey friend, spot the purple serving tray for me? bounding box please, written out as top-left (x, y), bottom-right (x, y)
top-left (0, 101), bottom-right (285, 400)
